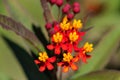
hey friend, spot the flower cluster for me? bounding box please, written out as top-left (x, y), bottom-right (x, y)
top-left (34, 1), bottom-right (93, 73)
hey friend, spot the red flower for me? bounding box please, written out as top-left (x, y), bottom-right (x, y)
top-left (77, 48), bottom-right (91, 63)
top-left (47, 32), bottom-right (67, 54)
top-left (77, 42), bottom-right (93, 63)
top-left (57, 52), bottom-right (79, 72)
top-left (34, 52), bottom-right (56, 72)
top-left (67, 31), bottom-right (85, 52)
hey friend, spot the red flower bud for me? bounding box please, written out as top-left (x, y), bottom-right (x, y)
top-left (73, 2), bottom-right (80, 7)
top-left (49, 0), bottom-right (56, 4)
top-left (56, 0), bottom-right (63, 7)
top-left (45, 22), bottom-right (52, 30)
top-left (73, 7), bottom-right (80, 13)
top-left (62, 4), bottom-right (71, 14)
top-left (67, 13), bottom-right (74, 20)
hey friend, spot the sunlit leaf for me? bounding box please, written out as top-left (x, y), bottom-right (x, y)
top-left (74, 70), bottom-right (120, 80)
top-left (0, 73), bottom-right (11, 80)
top-left (71, 26), bottom-right (120, 79)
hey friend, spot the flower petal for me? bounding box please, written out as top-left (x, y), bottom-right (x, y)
top-left (47, 44), bottom-right (54, 50)
top-left (79, 32), bottom-right (85, 36)
top-left (63, 66), bottom-right (69, 72)
top-left (61, 44), bottom-right (68, 50)
top-left (39, 65), bottom-right (45, 72)
top-left (48, 56), bottom-right (56, 63)
top-left (57, 62), bottom-right (64, 66)
top-left (34, 60), bottom-right (40, 64)
top-left (68, 44), bottom-right (73, 52)
top-left (71, 63), bottom-right (78, 71)
top-left (72, 57), bottom-right (79, 62)
top-left (46, 62), bottom-right (54, 70)
top-left (82, 54), bottom-right (87, 63)
top-left (55, 45), bottom-right (60, 54)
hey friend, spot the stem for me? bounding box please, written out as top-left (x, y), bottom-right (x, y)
top-left (40, 0), bottom-right (54, 22)
top-left (59, 67), bottom-right (62, 80)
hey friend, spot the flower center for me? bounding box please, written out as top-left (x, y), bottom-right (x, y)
top-left (83, 42), bottom-right (93, 53)
top-left (60, 16), bottom-right (71, 31)
top-left (63, 52), bottom-right (73, 63)
top-left (69, 31), bottom-right (79, 43)
top-left (38, 52), bottom-right (48, 62)
top-left (53, 32), bottom-right (63, 43)
top-left (73, 19), bottom-right (82, 30)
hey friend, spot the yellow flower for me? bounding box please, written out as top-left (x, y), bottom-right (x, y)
top-left (53, 32), bottom-right (63, 43)
top-left (38, 52), bottom-right (48, 62)
top-left (60, 16), bottom-right (71, 31)
top-left (83, 42), bottom-right (93, 53)
top-left (63, 52), bottom-right (73, 63)
top-left (69, 31), bottom-right (79, 43)
top-left (73, 19), bottom-right (82, 29)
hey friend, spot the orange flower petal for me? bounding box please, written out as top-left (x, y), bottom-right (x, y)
top-left (71, 63), bottom-right (78, 71)
top-left (46, 62), bottom-right (54, 70)
top-left (48, 56), bottom-right (56, 63)
top-left (61, 44), bottom-right (68, 50)
top-left (39, 65), bottom-right (45, 72)
top-left (63, 66), bottom-right (69, 72)
top-left (72, 57), bottom-right (79, 62)
top-left (47, 44), bottom-right (54, 50)
top-left (34, 60), bottom-right (40, 64)
top-left (55, 45), bottom-right (60, 54)
top-left (57, 62), bottom-right (64, 66)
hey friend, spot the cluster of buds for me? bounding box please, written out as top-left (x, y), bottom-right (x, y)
top-left (34, 1), bottom-right (93, 73)
top-left (62, 2), bottom-right (80, 20)
top-left (47, 0), bottom-right (63, 7)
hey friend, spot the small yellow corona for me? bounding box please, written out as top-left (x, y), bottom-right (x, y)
top-left (69, 31), bottom-right (79, 43)
top-left (83, 42), bottom-right (93, 53)
top-left (53, 32), bottom-right (63, 43)
top-left (73, 19), bottom-right (82, 29)
top-left (63, 52), bottom-right (73, 63)
top-left (38, 52), bottom-right (48, 62)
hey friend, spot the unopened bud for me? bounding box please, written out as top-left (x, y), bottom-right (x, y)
top-left (62, 4), bottom-right (71, 14)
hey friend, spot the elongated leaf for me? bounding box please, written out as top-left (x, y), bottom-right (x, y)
top-left (0, 14), bottom-right (40, 50)
top-left (3, 0), bottom-right (31, 29)
top-left (0, 73), bottom-right (11, 80)
top-left (75, 70), bottom-right (120, 80)
top-left (3, 36), bottom-right (48, 80)
top-left (71, 26), bottom-right (120, 79)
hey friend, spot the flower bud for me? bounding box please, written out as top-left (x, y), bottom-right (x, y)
top-left (73, 7), bottom-right (80, 13)
top-left (49, 0), bottom-right (56, 5)
top-left (56, 0), bottom-right (63, 7)
top-left (67, 13), bottom-right (74, 20)
top-left (45, 22), bottom-right (52, 30)
top-left (62, 4), bottom-right (71, 14)
top-left (73, 2), bottom-right (80, 7)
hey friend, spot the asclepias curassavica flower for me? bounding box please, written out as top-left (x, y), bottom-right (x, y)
top-left (0, 0), bottom-right (93, 80)
top-left (35, 0), bottom-right (93, 78)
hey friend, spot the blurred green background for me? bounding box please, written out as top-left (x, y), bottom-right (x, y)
top-left (0, 0), bottom-right (120, 80)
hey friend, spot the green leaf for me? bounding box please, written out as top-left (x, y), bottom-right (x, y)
top-left (71, 26), bottom-right (120, 79)
top-left (2, 36), bottom-right (49, 80)
top-left (0, 73), bottom-right (11, 80)
top-left (74, 70), bottom-right (120, 80)
top-left (3, 0), bottom-right (31, 29)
